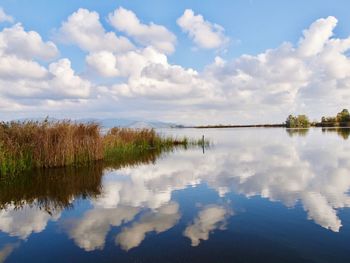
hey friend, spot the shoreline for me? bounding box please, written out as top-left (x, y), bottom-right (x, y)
top-left (189, 124), bottom-right (286, 129)
top-left (186, 124), bottom-right (350, 129)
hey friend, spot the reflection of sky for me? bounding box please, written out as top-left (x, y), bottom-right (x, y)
top-left (0, 242), bottom-right (19, 263)
top-left (184, 204), bottom-right (231, 246)
top-left (116, 202), bottom-right (180, 251)
top-left (0, 204), bottom-right (60, 239)
top-left (1, 128), bottom-right (350, 254)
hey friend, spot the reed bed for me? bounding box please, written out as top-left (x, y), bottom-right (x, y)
top-left (103, 128), bottom-right (186, 159)
top-left (0, 120), bottom-right (103, 176)
top-left (0, 120), bottom-right (205, 177)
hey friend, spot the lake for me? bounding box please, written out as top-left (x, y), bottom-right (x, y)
top-left (1, 128), bottom-right (350, 263)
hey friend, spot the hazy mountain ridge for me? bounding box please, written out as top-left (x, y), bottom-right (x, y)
top-left (12, 117), bottom-right (181, 129)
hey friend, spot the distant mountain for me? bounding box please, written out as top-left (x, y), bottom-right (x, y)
top-left (77, 118), bottom-right (178, 129)
top-left (14, 117), bottom-right (59, 122)
top-left (11, 117), bottom-right (181, 129)
top-left (78, 118), bottom-right (134, 127)
top-left (128, 121), bottom-right (154, 129)
top-left (127, 121), bottom-right (179, 129)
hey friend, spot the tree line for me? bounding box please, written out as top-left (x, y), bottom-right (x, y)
top-left (286, 109), bottom-right (350, 128)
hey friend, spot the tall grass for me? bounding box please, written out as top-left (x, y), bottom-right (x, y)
top-left (0, 120), bottom-right (206, 177)
top-left (103, 128), bottom-right (188, 160)
top-left (0, 120), bottom-right (103, 176)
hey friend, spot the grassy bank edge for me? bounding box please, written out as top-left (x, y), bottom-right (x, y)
top-left (0, 121), bottom-right (208, 177)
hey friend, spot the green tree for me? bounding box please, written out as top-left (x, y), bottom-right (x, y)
top-left (296, 115), bottom-right (310, 128)
top-left (286, 115), bottom-right (296, 128)
top-left (336, 109), bottom-right (350, 123)
top-left (286, 114), bottom-right (310, 128)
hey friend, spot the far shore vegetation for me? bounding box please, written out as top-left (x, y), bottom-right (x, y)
top-left (286, 108), bottom-right (350, 128)
top-left (285, 114), bottom-right (310, 128)
top-left (0, 120), bottom-right (208, 177)
top-left (193, 108), bottom-right (350, 129)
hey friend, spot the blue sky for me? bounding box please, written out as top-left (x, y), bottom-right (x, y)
top-left (2, 0), bottom-right (350, 69)
top-left (0, 1), bottom-right (350, 124)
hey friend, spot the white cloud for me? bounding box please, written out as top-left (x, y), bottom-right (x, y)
top-left (0, 22), bottom-right (92, 104)
top-left (86, 47), bottom-right (168, 78)
top-left (0, 55), bottom-right (48, 79)
top-left (0, 58), bottom-right (91, 100)
top-left (298, 16), bottom-right (338, 57)
top-left (90, 16), bottom-right (350, 124)
top-left (184, 205), bottom-right (230, 246)
top-left (57, 8), bottom-right (134, 53)
top-left (92, 46), bottom-right (215, 101)
top-left (109, 7), bottom-right (176, 54)
top-left (0, 7), bottom-right (14, 23)
top-left (0, 23), bottom-right (58, 60)
top-left (85, 51), bottom-right (119, 77)
top-left (2, 13), bottom-right (350, 125)
top-left (177, 9), bottom-right (229, 49)
top-left (49, 58), bottom-right (91, 98)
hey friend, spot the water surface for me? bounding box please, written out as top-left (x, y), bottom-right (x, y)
top-left (1, 128), bottom-right (350, 263)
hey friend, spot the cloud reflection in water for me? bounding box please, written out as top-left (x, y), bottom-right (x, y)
top-left (1, 129), bottom-right (350, 252)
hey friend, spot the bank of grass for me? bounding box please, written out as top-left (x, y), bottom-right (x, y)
top-left (0, 120), bottom-right (206, 177)
top-left (103, 128), bottom-right (205, 161)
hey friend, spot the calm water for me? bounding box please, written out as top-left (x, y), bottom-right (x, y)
top-left (1, 128), bottom-right (350, 263)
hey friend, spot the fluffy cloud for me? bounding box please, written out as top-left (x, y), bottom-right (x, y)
top-left (0, 55), bottom-right (47, 79)
top-left (92, 15), bottom-right (350, 124)
top-left (184, 205), bottom-right (230, 246)
top-left (2, 10), bottom-right (350, 125)
top-left (85, 51), bottom-right (119, 77)
top-left (0, 58), bottom-right (91, 100)
top-left (298, 16), bottom-right (338, 57)
top-left (86, 46), bottom-right (167, 78)
top-left (109, 7), bottom-right (176, 54)
top-left (0, 23), bottom-right (54, 81)
top-left (0, 23), bottom-right (58, 60)
top-left (177, 9), bottom-right (229, 49)
top-left (91, 47), bottom-right (217, 102)
top-left (0, 7), bottom-right (14, 23)
top-left (0, 22), bottom-right (92, 105)
top-left (48, 58), bottom-right (91, 98)
top-left (57, 8), bottom-right (134, 53)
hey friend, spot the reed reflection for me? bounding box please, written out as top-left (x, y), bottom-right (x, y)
top-left (0, 147), bottom-right (168, 213)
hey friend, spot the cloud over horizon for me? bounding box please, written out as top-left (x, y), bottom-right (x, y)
top-left (0, 5), bottom-right (349, 124)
